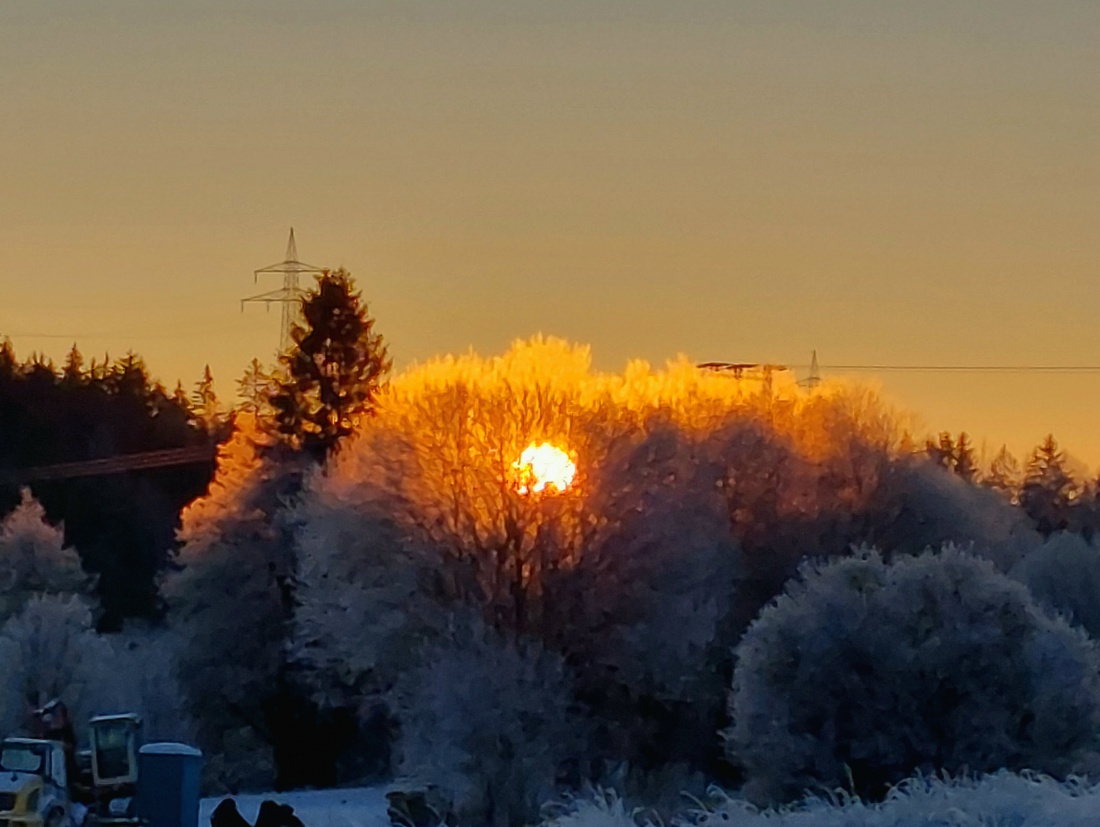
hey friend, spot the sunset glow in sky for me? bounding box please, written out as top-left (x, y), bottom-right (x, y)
top-left (1, 2), bottom-right (1098, 466)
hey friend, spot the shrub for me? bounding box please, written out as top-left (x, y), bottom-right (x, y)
top-left (392, 617), bottom-right (582, 827)
top-left (1012, 532), bottom-right (1100, 639)
top-left (727, 547), bottom-right (1100, 804)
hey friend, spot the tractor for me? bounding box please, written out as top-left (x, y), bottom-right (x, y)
top-left (85, 714), bottom-right (142, 827)
top-left (1, 706), bottom-right (201, 827)
top-left (0, 737), bottom-right (73, 827)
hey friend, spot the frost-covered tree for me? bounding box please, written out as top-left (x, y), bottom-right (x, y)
top-left (164, 413), bottom-right (298, 791)
top-left (727, 547), bottom-right (1100, 805)
top-left (0, 489), bottom-right (89, 621)
top-left (552, 424), bottom-right (741, 769)
top-left (0, 595), bottom-right (117, 741)
top-left (0, 596), bottom-right (189, 744)
top-left (391, 618), bottom-right (581, 827)
top-left (290, 490), bottom-right (447, 711)
top-left (103, 625), bottom-right (194, 742)
top-left (1012, 532), bottom-right (1100, 639)
top-left (864, 459), bottom-right (1039, 571)
top-left (294, 338), bottom-right (919, 785)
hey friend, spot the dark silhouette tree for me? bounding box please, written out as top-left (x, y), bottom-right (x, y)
top-left (61, 344), bottom-right (85, 388)
top-left (0, 342), bottom-right (219, 626)
top-left (926, 432), bottom-right (957, 472)
top-left (269, 269), bottom-right (390, 461)
top-left (1019, 434), bottom-right (1077, 538)
top-left (925, 432), bottom-right (977, 483)
top-left (954, 432), bottom-right (977, 482)
top-left (985, 445), bottom-right (1021, 501)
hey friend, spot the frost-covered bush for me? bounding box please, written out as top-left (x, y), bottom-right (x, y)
top-left (554, 424), bottom-right (740, 769)
top-left (165, 413), bottom-right (300, 792)
top-left (727, 547), bottom-right (1100, 805)
top-left (392, 618), bottom-right (581, 827)
top-left (0, 595), bottom-right (116, 740)
top-left (547, 773), bottom-right (1100, 827)
top-left (0, 489), bottom-right (89, 621)
top-left (573, 425), bottom-right (739, 701)
top-left (865, 461), bottom-right (1039, 570)
top-left (681, 773), bottom-right (1100, 827)
top-left (290, 481), bottom-right (448, 711)
top-left (1012, 532), bottom-right (1100, 639)
top-left (104, 625), bottom-right (194, 743)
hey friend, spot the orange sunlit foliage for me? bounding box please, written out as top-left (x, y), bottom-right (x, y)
top-left (317, 336), bottom-right (906, 634)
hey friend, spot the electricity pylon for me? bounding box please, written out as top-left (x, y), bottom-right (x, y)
top-left (800, 350), bottom-right (822, 389)
top-left (242, 228), bottom-right (326, 353)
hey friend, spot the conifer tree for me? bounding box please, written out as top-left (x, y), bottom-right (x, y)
top-left (191, 365), bottom-right (220, 428)
top-left (926, 432), bottom-right (956, 471)
top-left (954, 432), bottom-right (977, 482)
top-left (986, 446), bottom-right (1021, 501)
top-left (1020, 434), bottom-right (1077, 537)
top-left (237, 359), bottom-right (273, 416)
top-left (269, 269), bottom-right (390, 461)
top-left (0, 339), bottom-right (16, 379)
top-left (61, 344), bottom-right (85, 387)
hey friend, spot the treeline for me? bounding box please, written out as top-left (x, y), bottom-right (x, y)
top-left (163, 291), bottom-right (1100, 821)
top-left (8, 273), bottom-right (1100, 826)
top-left (0, 341), bottom-right (220, 627)
top-left (926, 431), bottom-right (1099, 538)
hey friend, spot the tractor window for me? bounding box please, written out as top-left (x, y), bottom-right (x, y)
top-left (93, 724), bottom-right (132, 782)
top-left (0, 746), bottom-right (43, 773)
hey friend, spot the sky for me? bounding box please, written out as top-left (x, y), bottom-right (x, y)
top-left (1, 1), bottom-right (1098, 468)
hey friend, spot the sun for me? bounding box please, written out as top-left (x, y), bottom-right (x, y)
top-left (512, 442), bottom-right (577, 495)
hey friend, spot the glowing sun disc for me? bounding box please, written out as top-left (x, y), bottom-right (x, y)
top-left (513, 442), bottom-right (576, 494)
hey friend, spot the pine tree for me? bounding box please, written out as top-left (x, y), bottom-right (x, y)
top-left (237, 359), bottom-right (273, 416)
top-left (172, 381), bottom-right (190, 411)
top-left (954, 432), bottom-right (977, 482)
top-left (986, 446), bottom-right (1021, 501)
top-left (268, 269), bottom-right (390, 460)
top-left (1020, 434), bottom-right (1077, 537)
top-left (191, 365), bottom-right (220, 428)
top-left (0, 339), bottom-right (16, 379)
top-left (61, 344), bottom-right (85, 387)
top-left (926, 432), bottom-right (956, 471)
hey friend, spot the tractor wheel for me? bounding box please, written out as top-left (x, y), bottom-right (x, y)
top-left (45, 808), bottom-right (68, 827)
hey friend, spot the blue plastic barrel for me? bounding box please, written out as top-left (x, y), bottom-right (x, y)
top-left (136, 743), bottom-right (204, 827)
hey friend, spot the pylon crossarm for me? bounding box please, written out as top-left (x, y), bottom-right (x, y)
top-left (254, 260), bottom-right (325, 275)
top-left (241, 287), bottom-right (304, 303)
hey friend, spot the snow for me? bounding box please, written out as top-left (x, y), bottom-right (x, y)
top-left (199, 786), bottom-right (390, 827)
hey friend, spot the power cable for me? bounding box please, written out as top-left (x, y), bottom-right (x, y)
top-left (800, 365), bottom-right (1100, 374)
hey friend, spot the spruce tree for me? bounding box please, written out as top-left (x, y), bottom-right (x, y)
top-left (954, 432), bottom-right (977, 482)
top-left (237, 358), bottom-right (273, 416)
top-left (269, 269), bottom-right (390, 461)
top-left (986, 446), bottom-right (1021, 501)
top-left (191, 365), bottom-right (220, 428)
top-left (1020, 434), bottom-right (1077, 537)
top-left (61, 344), bottom-right (85, 387)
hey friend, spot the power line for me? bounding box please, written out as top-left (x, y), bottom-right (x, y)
top-left (803, 365), bottom-right (1100, 374)
top-left (0, 444), bottom-right (217, 485)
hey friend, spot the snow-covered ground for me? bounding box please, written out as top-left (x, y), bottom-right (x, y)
top-left (199, 787), bottom-right (390, 827)
top-left (198, 772), bottom-right (1100, 827)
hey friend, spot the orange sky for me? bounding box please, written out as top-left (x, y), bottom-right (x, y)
top-left (1, 2), bottom-right (1098, 469)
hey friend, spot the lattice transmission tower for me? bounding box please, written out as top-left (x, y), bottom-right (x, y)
top-left (242, 228), bottom-right (326, 352)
